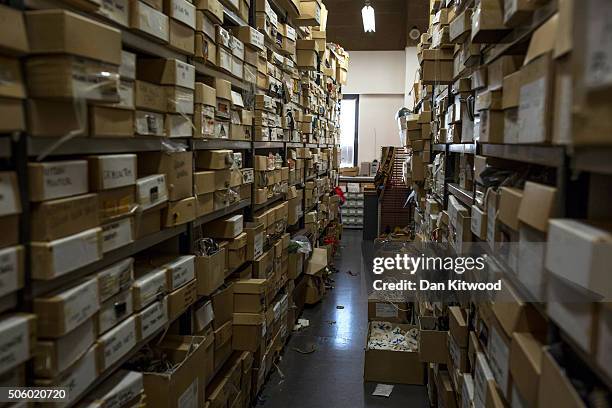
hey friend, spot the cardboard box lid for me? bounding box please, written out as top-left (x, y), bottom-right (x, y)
top-left (305, 247), bottom-right (327, 276)
top-left (227, 232), bottom-right (247, 249)
top-left (517, 181), bottom-right (557, 232)
top-left (498, 187), bottom-right (523, 231)
top-left (510, 332), bottom-right (543, 407)
top-left (233, 279), bottom-right (267, 294)
top-left (524, 13), bottom-right (559, 65)
top-left (26, 9), bottom-right (121, 65)
top-left (0, 4), bottom-right (29, 55)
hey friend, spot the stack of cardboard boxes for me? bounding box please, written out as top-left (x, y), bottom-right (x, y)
top-left (404, 0), bottom-right (612, 406)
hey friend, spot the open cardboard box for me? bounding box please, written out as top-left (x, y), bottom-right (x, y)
top-left (363, 323), bottom-right (425, 385)
top-left (418, 316), bottom-right (448, 364)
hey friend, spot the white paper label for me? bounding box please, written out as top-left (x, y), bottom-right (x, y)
top-left (139, 298), bottom-right (168, 339)
top-left (99, 317), bottom-right (137, 370)
top-left (40, 161), bottom-right (88, 201)
top-left (518, 77), bottom-right (547, 143)
top-left (585, 0), bottom-right (612, 89)
top-left (137, 175), bottom-right (168, 210)
top-left (375, 303), bottom-right (398, 318)
top-left (0, 247), bottom-right (20, 297)
top-left (98, 155), bottom-right (136, 190)
top-left (0, 316), bottom-right (29, 374)
top-left (102, 217), bottom-right (134, 254)
top-left (61, 278), bottom-right (100, 333)
top-left (168, 256), bottom-right (195, 290)
top-left (254, 232), bottom-right (264, 259)
top-left (51, 228), bottom-right (102, 278)
top-left (0, 173), bottom-right (19, 217)
top-left (488, 326), bottom-right (510, 397)
top-left (177, 379), bottom-right (198, 408)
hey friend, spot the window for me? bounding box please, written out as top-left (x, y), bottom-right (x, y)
top-left (340, 95), bottom-right (359, 167)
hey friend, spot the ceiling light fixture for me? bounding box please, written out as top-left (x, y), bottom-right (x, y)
top-left (362, 1), bottom-right (375, 33)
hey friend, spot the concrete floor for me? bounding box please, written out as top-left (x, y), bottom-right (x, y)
top-left (258, 230), bottom-right (429, 408)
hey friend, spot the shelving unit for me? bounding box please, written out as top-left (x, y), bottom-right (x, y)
top-left (28, 137), bottom-right (189, 157)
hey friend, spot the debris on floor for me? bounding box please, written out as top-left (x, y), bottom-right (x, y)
top-left (336, 305), bottom-right (344, 309)
top-left (372, 384), bottom-right (394, 398)
top-left (346, 270), bottom-right (358, 276)
top-left (325, 320), bottom-right (337, 325)
top-left (293, 318), bottom-right (310, 331)
top-left (292, 345), bottom-right (317, 354)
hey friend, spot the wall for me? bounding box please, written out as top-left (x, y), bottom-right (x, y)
top-left (342, 48), bottom-right (420, 164)
top-left (357, 95), bottom-right (405, 163)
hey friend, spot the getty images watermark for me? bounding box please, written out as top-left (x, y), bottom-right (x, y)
top-left (371, 253), bottom-right (503, 292)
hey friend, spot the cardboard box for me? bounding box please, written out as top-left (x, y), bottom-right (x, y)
top-left (138, 151), bottom-right (192, 201)
top-left (136, 174), bottom-right (168, 210)
top-left (132, 267), bottom-right (167, 311)
top-left (138, 59), bottom-right (195, 90)
top-left (234, 279), bottom-right (267, 313)
top-left (136, 297), bottom-right (168, 339)
top-left (517, 181), bottom-right (557, 233)
top-left (129, 0), bottom-right (170, 43)
top-left (546, 219), bottom-right (612, 298)
top-left (231, 26), bottom-right (264, 52)
top-left (195, 150), bottom-right (233, 170)
top-left (31, 228), bottom-right (103, 280)
top-left (26, 10), bottom-right (121, 65)
top-left (364, 323), bottom-right (425, 385)
top-left (418, 316), bottom-right (448, 364)
top-left (90, 106), bottom-right (134, 138)
top-left (163, 196), bottom-right (196, 226)
top-left (232, 313), bottom-right (265, 352)
top-left (34, 277), bottom-right (99, 338)
top-left (98, 288), bottom-right (133, 334)
top-left (28, 160), bottom-right (89, 202)
top-left (135, 80), bottom-right (167, 113)
top-left (538, 348), bottom-right (586, 408)
top-left (0, 246), bottom-right (25, 297)
top-left (35, 318), bottom-right (95, 379)
top-left (31, 193), bottom-right (99, 241)
top-left (492, 279), bottom-right (546, 338)
top-left (89, 154), bottom-right (137, 191)
top-left (195, 248), bottom-right (226, 296)
top-left (134, 110), bottom-right (165, 136)
top-left (212, 283), bottom-right (234, 329)
top-left (97, 258), bottom-right (134, 302)
top-left (496, 187), bottom-right (522, 231)
top-left (510, 332), bottom-right (542, 408)
top-left (168, 279), bottom-right (197, 321)
top-left (99, 185), bottom-right (136, 222)
top-left (448, 306), bottom-right (468, 347)
top-left (79, 370), bottom-right (144, 408)
top-left (197, 0), bottom-right (223, 23)
top-left (165, 0), bottom-right (196, 29)
top-left (0, 98), bottom-right (25, 133)
top-left (206, 214), bottom-right (243, 239)
top-left (227, 232), bottom-right (247, 270)
top-left (0, 4), bottom-right (29, 55)
top-left (144, 336), bottom-right (208, 408)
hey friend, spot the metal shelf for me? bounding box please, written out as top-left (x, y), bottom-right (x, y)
top-left (0, 137), bottom-right (11, 159)
top-left (480, 143), bottom-right (565, 168)
top-left (222, 5), bottom-right (248, 26)
top-left (193, 199), bottom-right (250, 227)
top-left (194, 62), bottom-right (250, 91)
top-left (571, 147), bottom-right (612, 175)
top-left (286, 142), bottom-right (303, 148)
top-left (32, 225), bottom-right (188, 297)
top-left (28, 137), bottom-right (188, 157)
top-left (305, 143), bottom-right (317, 148)
top-left (448, 183), bottom-right (474, 207)
top-left (252, 194), bottom-right (283, 212)
top-left (433, 144), bottom-right (447, 152)
top-left (338, 176), bottom-right (374, 183)
top-left (449, 143), bottom-right (476, 154)
top-left (253, 141), bottom-right (284, 149)
top-left (191, 139), bottom-right (251, 150)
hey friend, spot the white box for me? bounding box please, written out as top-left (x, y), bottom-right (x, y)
top-left (167, 0), bottom-right (196, 28)
top-left (132, 268), bottom-right (167, 310)
top-left (80, 370), bottom-right (144, 408)
top-left (97, 258), bottom-right (134, 303)
top-left (97, 316), bottom-right (137, 370)
top-left (31, 228), bottom-right (103, 280)
top-left (0, 172), bottom-right (21, 217)
top-left (102, 216), bottom-right (134, 253)
top-left (28, 160), bottom-right (88, 202)
top-left (136, 297), bottom-right (168, 339)
top-left (89, 154), bottom-right (137, 191)
top-left (98, 289), bottom-right (134, 335)
top-left (136, 174), bottom-right (168, 210)
top-left (546, 219), bottom-right (612, 298)
top-left (0, 315), bottom-right (34, 374)
top-left (164, 255), bottom-right (195, 291)
top-left (0, 246), bottom-right (24, 297)
top-left (130, 0), bottom-right (169, 43)
top-left (135, 110), bottom-right (164, 136)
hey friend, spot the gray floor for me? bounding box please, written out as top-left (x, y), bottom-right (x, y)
top-left (258, 230), bottom-right (429, 408)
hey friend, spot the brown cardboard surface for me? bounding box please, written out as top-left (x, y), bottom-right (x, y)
top-left (31, 193), bottom-right (99, 241)
top-left (98, 185), bottom-right (137, 222)
top-left (418, 316), bottom-right (448, 364)
top-left (26, 9), bottom-right (121, 65)
top-left (206, 214), bottom-right (244, 239)
top-left (89, 106), bottom-right (134, 138)
top-left (138, 151), bottom-right (193, 201)
top-left (538, 348), bottom-right (586, 408)
top-left (168, 279), bottom-right (197, 321)
top-left (0, 5), bottom-right (29, 55)
top-left (195, 248), bottom-right (226, 296)
top-left (449, 306), bottom-right (468, 347)
top-left (510, 332), bottom-right (543, 408)
top-left (497, 187), bottom-right (523, 231)
top-left (195, 150), bottom-right (233, 170)
top-left (212, 283), bottom-right (234, 329)
top-left (492, 279), bottom-right (547, 338)
top-left (517, 181), bottom-right (557, 232)
top-left (163, 196), bottom-right (196, 226)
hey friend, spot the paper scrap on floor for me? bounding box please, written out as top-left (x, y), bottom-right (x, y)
top-left (293, 318), bottom-right (310, 331)
top-left (372, 384), bottom-right (394, 397)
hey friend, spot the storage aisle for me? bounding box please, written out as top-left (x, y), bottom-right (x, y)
top-left (259, 230), bottom-right (429, 408)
